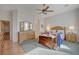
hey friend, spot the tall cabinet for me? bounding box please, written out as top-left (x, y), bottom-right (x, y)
top-left (0, 21), bottom-right (10, 41)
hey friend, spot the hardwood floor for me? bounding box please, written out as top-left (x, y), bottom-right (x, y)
top-left (0, 40), bottom-right (25, 55)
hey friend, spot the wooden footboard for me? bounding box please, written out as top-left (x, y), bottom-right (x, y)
top-left (39, 36), bottom-right (57, 49)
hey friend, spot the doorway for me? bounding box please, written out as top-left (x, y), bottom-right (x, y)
top-left (0, 21), bottom-right (10, 40)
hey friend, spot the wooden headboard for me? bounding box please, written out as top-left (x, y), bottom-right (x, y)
top-left (50, 26), bottom-right (66, 40)
top-left (50, 26), bottom-right (65, 30)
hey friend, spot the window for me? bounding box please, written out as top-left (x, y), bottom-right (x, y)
top-left (20, 21), bottom-right (33, 31)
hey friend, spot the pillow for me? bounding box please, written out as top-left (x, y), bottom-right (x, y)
top-left (50, 30), bottom-right (57, 34)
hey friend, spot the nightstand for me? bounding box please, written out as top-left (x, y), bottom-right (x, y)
top-left (66, 33), bottom-right (77, 42)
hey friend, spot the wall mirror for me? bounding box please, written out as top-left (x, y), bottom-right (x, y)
top-left (20, 21), bottom-right (33, 32)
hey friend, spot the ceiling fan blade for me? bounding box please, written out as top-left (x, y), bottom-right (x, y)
top-left (38, 12), bottom-right (47, 15)
top-left (44, 6), bottom-right (49, 11)
top-left (43, 12), bottom-right (47, 14)
top-left (46, 10), bottom-right (54, 12)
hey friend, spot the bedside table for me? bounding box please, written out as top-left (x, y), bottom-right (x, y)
top-left (66, 33), bottom-right (77, 42)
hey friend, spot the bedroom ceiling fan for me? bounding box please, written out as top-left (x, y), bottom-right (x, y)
top-left (37, 4), bottom-right (54, 14)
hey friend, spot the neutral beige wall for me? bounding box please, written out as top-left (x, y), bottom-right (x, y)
top-left (0, 11), bottom-right (10, 21)
top-left (34, 16), bottom-right (40, 40)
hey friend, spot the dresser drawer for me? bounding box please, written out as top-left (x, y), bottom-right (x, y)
top-left (66, 33), bottom-right (77, 42)
top-left (18, 31), bottom-right (35, 43)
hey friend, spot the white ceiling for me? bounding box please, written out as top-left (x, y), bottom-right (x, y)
top-left (0, 4), bottom-right (79, 17)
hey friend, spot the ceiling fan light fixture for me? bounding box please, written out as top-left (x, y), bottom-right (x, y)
top-left (37, 4), bottom-right (54, 14)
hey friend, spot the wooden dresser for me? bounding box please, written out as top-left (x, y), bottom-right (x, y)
top-left (66, 33), bottom-right (77, 42)
top-left (18, 31), bottom-right (35, 43)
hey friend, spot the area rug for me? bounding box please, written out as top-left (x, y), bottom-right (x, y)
top-left (21, 40), bottom-right (79, 55)
top-left (26, 47), bottom-right (69, 55)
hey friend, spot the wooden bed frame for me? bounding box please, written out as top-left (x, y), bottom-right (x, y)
top-left (39, 26), bottom-right (66, 49)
